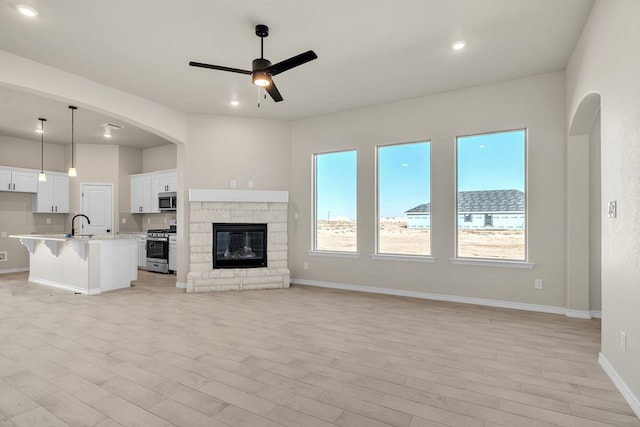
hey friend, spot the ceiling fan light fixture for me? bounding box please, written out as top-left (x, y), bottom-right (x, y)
top-left (68, 106), bottom-right (77, 177)
top-left (38, 118), bottom-right (47, 182)
top-left (252, 72), bottom-right (270, 87)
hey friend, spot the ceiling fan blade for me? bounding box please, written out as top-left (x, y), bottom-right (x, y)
top-left (267, 50), bottom-right (318, 76)
top-left (189, 61), bottom-right (252, 75)
top-left (265, 80), bottom-right (284, 102)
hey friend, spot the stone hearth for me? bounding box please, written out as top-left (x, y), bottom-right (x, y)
top-left (186, 189), bottom-right (290, 293)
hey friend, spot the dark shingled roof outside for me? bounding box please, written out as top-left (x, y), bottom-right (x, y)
top-left (405, 189), bottom-right (525, 214)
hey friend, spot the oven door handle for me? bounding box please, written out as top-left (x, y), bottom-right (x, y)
top-left (147, 237), bottom-right (169, 242)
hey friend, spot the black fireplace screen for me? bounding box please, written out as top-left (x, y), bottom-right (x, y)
top-left (212, 223), bottom-right (267, 268)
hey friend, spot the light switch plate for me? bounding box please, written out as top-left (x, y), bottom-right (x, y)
top-left (608, 201), bottom-right (617, 218)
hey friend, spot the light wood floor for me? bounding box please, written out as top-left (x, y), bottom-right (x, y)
top-left (0, 270), bottom-right (638, 427)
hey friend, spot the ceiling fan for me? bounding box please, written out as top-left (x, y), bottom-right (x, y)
top-left (189, 24), bottom-right (317, 103)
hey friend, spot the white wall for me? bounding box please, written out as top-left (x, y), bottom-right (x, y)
top-left (142, 144), bottom-right (177, 173)
top-left (184, 115), bottom-right (291, 191)
top-left (290, 72), bottom-right (568, 307)
top-left (566, 0), bottom-right (640, 414)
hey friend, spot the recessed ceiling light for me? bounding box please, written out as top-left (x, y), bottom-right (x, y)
top-left (452, 41), bottom-right (466, 51)
top-left (230, 100), bottom-right (240, 107)
top-left (17, 5), bottom-right (38, 17)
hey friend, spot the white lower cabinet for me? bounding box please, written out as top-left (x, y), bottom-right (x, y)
top-left (138, 236), bottom-right (147, 269)
top-left (169, 235), bottom-right (177, 272)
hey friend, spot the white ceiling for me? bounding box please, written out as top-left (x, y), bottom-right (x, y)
top-left (0, 0), bottom-right (594, 148)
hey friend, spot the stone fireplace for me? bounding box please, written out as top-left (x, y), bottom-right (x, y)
top-left (186, 189), bottom-right (290, 292)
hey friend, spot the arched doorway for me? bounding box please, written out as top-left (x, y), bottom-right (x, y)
top-left (567, 92), bottom-right (601, 317)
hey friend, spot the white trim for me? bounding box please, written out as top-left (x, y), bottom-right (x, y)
top-left (590, 310), bottom-right (602, 319)
top-left (189, 189), bottom-right (288, 203)
top-left (0, 267), bottom-right (29, 275)
top-left (175, 281), bottom-right (186, 289)
top-left (450, 258), bottom-right (535, 269)
top-left (291, 278), bottom-right (597, 318)
top-left (308, 250), bottom-right (360, 259)
top-left (27, 276), bottom-right (101, 295)
top-left (565, 309), bottom-right (593, 319)
top-left (370, 254), bottom-right (436, 263)
top-left (599, 353), bottom-right (640, 419)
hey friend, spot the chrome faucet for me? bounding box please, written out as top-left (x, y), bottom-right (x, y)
top-left (71, 214), bottom-right (90, 236)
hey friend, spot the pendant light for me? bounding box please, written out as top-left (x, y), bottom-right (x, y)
top-left (68, 106), bottom-right (77, 177)
top-left (38, 118), bottom-right (47, 182)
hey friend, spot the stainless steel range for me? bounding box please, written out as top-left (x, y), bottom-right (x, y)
top-left (146, 221), bottom-right (176, 274)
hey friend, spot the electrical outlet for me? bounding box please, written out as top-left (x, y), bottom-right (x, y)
top-left (122, 217), bottom-right (126, 224)
top-left (147, 218), bottom-right (151, 224)
top-left (46, 218), bottom-right (51, 224)
top-left (248, 180), bottom-right (254, 188)
top-left (1, 231), bottom-right (6, 238)
top-left (534, 279), bottom-right (543, 289)
top-left (608, 201), bottom-right (617, 218)
top-left (621, 331), bottom-right (627, 353)
top-left (230, 180), bottom-right (236, 188)
top-left (0, 251), bottom-right (7, 262)
top-left (303, 262), bottom-right (309, 270)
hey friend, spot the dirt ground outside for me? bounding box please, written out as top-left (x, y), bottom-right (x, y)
top-left (316, 219), bottom-right (525, 259)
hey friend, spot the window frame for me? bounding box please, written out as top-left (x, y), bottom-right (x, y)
top-left (375, 140), bottom-right (432, 258)
top-left (454, 128), bottom-right (528, 262)
top-left (311, 149), bottom-right (358, 255)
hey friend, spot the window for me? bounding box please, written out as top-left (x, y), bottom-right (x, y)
top-left (377, 141), bottom-right (431, 256)
top-left (456, 130), bottom-right (526, 260)
top-left (314, 150), bottom-right (357, 252)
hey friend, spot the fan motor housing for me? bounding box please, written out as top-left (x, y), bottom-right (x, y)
top-left (255, 24), bottom-right (269, 38)
top-left (252, 58), bottom-right (271, 71)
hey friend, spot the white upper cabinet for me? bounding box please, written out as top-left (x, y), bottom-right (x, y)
top-left (130, 173), bottom-right (153, 213)
top-left (156, 170), bottom-right (177, 193)
top-left (0, 167), bottom-right (39, 193)
top-left (33, 172), bottom-right (70, 213)
top-left (130, 169), bottom-right (176, 214)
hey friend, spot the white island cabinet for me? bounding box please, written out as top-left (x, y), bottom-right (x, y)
top-left (11, 234), bottom-right (138, 295)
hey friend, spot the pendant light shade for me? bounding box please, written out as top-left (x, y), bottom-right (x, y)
top-left (38, 118), bottom-right (47, 182)
top-left (68, 106), bottom-right (77, 177)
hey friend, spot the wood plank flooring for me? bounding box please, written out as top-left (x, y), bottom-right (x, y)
top-left (0, 270), bottom-right (638, 426)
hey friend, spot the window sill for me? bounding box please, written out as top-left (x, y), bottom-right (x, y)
top-left (308, 250), bottom-right (360, 259)
top-left (370, 254), bottom-right (436, 263)
top-left (449, 258), bottom-right (535, 269)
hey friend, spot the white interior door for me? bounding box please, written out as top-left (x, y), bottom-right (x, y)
top-left (81, 183), bottom-right (113, 235)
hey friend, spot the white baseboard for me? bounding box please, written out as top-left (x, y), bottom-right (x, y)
top-left (0, 267), bottom-right (29, 275)
top-left (176, 281), bottom-right (186, 289)
top-left (28, 276), bottom-right (101, 295)
top-left (291, 278), bottom-right (599, 319)
top-left (599, 353), bottom-right (640, 419)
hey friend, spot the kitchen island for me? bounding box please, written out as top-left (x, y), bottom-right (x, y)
top-left (11, 234), bottom-right (138, 295)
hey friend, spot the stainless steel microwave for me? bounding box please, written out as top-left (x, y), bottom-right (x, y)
top-left (158, 192), bottom-right (177, 211)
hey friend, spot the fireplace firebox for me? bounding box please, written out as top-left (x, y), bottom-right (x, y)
top-left (212, 223), bottom-right (267, 269)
